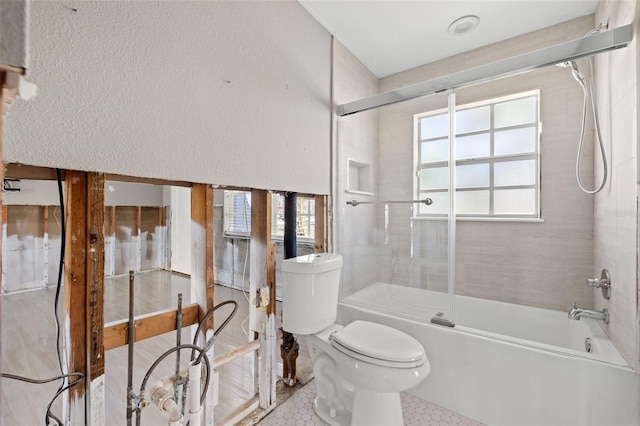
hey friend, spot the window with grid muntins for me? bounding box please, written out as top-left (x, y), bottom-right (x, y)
top-left (224, 190), bottom-right (315, 239)
top-left (415, 90), bottom-right (541, 219)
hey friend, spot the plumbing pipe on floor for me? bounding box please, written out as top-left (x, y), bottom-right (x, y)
top-left (188, 361), bottom-right (203, 426)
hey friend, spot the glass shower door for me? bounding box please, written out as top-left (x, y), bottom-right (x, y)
top-left (337, 90), bottom-right (456, 326)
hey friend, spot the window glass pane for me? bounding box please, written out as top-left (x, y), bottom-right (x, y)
top-left (494, 96), bottom-right (536, 128)
top-left (419, 167), bottom-right (449, 190)
top-left (225, 191), bottom-right (251, 233)
top-left (456, 106), bottom-right (490, 134)
top-left (420, 114), bottom-right (448, 139)
top-left (272, 194), bottom-right (284, 236)
top-left (456, 133), bottom-right (490, 160)
top-left (419, 192), bottom-right (449, 215)
top-left (421, 139), bottom-right (449, 163)
top-left (494, 160), bottom-right (536, 187)
top-left (494, 188), bottom-right (536, 214)
top-left (297, 197), bottom-right (309, 214)
top-left (494, 127), bottom-right (537, 156)
top-left (457, 190), bottom-right (490, 215)
top-left (456, 163), bottom-right (489, 188)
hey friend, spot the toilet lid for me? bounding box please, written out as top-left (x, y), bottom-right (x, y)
top-left (330, 320), bottom-right (425, 365)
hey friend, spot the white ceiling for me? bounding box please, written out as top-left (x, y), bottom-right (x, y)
top-left (299, 0), bottom-right (600, 78)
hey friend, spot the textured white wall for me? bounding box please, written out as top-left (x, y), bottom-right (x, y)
top-left (5, 1), bottom-right (331, 194)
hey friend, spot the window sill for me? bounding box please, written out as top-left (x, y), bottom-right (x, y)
top-left (411, 216), bottom-right (544, 223)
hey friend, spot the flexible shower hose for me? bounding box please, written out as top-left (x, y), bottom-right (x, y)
top-left (575, 52), bottom-right (608, 194)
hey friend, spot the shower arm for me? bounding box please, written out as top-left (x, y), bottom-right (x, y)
top-left (347, 198), bottom-right (433, 207)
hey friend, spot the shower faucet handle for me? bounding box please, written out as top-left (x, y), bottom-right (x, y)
top-left (586, 278), bottom-right (602, 288)
top-left (586, 269), bottom-right (612, 300)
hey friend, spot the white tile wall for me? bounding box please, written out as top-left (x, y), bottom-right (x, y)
top-left (593, 0), bottom-right (639, 371)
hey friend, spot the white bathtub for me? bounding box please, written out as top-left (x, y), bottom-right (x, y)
top-left (338, 282), bottom-right (640, 426)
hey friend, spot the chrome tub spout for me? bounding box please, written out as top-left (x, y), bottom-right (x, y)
top-left (568, 301), bottom-right (609, 324)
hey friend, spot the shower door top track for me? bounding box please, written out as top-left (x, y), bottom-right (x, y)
top-left (337, 23), bottom-right (633, 116)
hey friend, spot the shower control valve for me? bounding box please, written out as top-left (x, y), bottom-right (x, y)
top-left (586, 269), bottom-right (612, 300)
top-left (586, 278), bottom-right (603, 287)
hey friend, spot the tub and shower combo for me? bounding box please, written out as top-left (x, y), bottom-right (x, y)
top-left (332, 22), bottom-right (639, 425)
top-left (338, 283), bottom-right (639, 425)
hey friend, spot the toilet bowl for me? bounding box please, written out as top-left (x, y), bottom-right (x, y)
top-left (282, 253), bottom-right (430, 426)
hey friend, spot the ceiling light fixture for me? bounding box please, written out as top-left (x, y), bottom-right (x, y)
top-left (448, 15), bottom-right (480, 36)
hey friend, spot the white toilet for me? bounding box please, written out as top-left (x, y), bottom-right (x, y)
top-left (282, 253), bottom-right (430, 426)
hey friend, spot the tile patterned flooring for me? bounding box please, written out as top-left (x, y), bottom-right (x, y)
top-left (259, 380), bottom-right (484, 426)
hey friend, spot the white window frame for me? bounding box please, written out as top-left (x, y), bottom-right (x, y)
top-left (414, 90), bottom-right (542, 221)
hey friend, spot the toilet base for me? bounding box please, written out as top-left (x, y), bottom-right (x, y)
top-left (313, 389), bottom-right (404, 426)
top-left (352, 389), bottom-right (403, 426)
top-left (313, 395), bottom-right (352, 426)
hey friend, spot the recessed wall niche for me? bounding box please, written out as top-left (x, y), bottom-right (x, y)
top-left (346, 158), bottom-right (373, 195)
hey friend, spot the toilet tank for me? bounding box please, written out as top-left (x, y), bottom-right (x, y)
top-left (281, 253), bottom-right (343, 335)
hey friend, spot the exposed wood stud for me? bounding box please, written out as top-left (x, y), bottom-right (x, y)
top-left (86, 172), bottom-right (105, 425)
top-left (267, 244), bottom-right (276, 315)
top-left (250, 189), bottom-right (276, 410)
top-left (191, 183), bottom-right (215, 425)
top-left (107, 206), bottom-right (116, 277)
top-left (191, 184), bottom-right (215, 329)
top-left (63, 170), bottom-right (89, 423)
top-left (0, 73), bottom-right (4, 300)
top-left (314, 195), bottom-right (327, 253)
top-left (109, 206), bottom-right (116, 236)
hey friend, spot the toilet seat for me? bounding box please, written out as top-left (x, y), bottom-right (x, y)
top-left (330, 320), bottom-right (426, 368)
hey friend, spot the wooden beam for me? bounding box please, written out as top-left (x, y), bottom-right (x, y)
top-left (63, 170), bottom-right (88, 423)
top-left (0, 71), bottom-right (4, 340)
top-left (250, 189), bottom-right (273, 321)
top-left (250, 189), bottom-right (276, 410)
top-left (106, 206), bottom-right (116, 277)
top-left (314, 195), bottom-right (327, 253)
top-left (190, 183), bottom-right (215, 424)
top-left (191, 184), bottom-right (215, 329)
top-left (4, 163), bottom-right (60, 180)
top-left (213, 339), bottom-right (261, 369)
top-left (103, 303), bottom-right (199, 351)
top-left (105, 173), bottom-right (192, 188)
top-left (86, 173), bottom-right (105, 425)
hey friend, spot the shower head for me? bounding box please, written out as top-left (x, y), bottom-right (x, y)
top-left (557, 60), bottom-right (586, 89)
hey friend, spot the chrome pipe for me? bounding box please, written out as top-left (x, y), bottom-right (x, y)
top-left (126, 271), bottom-right (136, 426)
top-left (174, 294), bottom-right (182, 405)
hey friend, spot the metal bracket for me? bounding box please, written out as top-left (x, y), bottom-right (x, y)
top-left (430, 312), bottom-right (455, 327)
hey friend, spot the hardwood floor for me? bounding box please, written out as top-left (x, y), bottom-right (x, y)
top-left (1, 270), bottom-right (307, 425)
